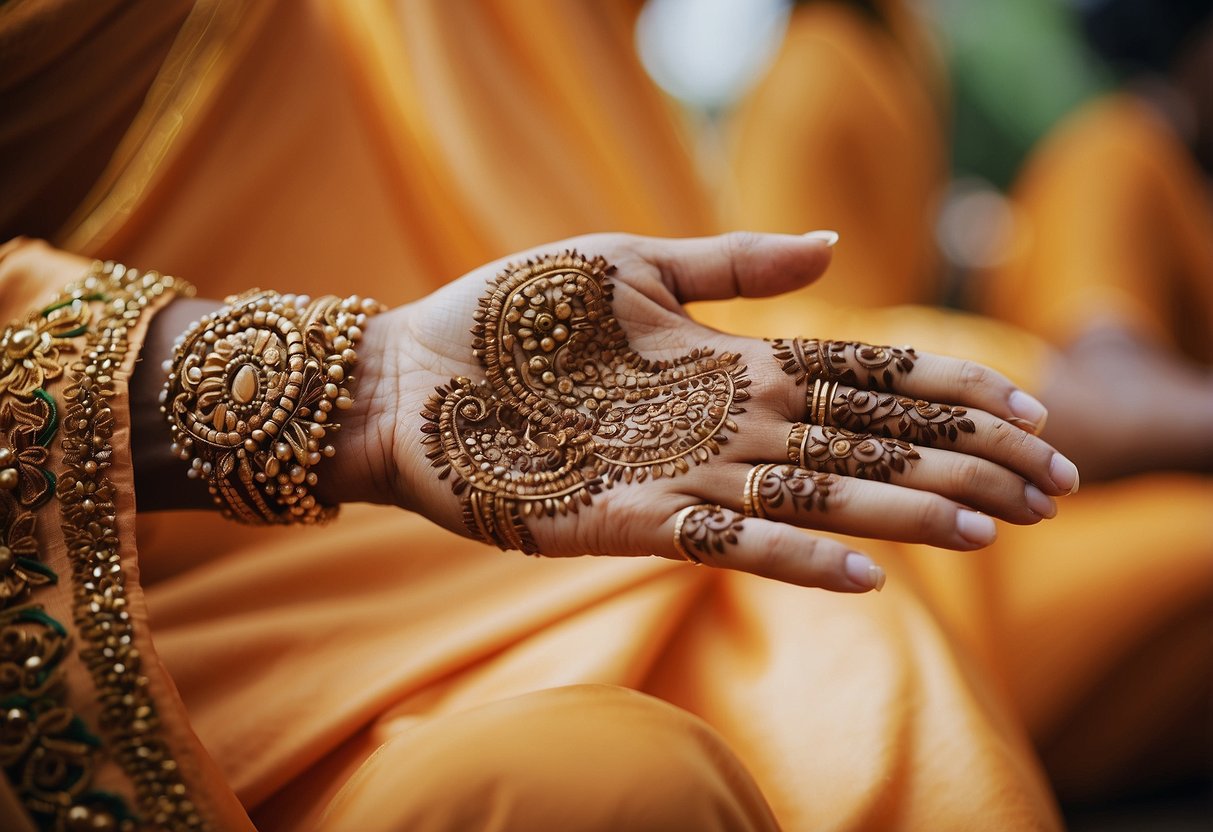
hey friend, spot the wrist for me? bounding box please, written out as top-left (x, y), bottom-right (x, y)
top-left (309, 306), bottom-right (402, 508)
top-left (131, 297), bottom-right (221, 511)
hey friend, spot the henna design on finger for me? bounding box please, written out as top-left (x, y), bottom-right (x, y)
top-left (744, 463), bottom-right (833, 518)
top-left (803, 426), bottom-right (919, 482)
top-left (770, 338), bottom-right (917, 390)
top-left (423, 252), bottom-right (750, 553)
top-left (674, 504), bottom-right (744, 564)
top-left (829, 388), bottom-right (975, 445)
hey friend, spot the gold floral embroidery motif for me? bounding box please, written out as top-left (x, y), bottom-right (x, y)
top-left (0, 606), bottom-right (136, 832)
top-left (0, 298), bottom-right (91, 399)
top-left (423, 251), bottom-right (749, 553)
top-left (57, 263), bottom-right (207, 830)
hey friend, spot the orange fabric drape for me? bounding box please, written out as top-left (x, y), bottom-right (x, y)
top-left (981, 93), bottom-right (1213, 364)
top-left (3, 0), bottom-right (1209, 829)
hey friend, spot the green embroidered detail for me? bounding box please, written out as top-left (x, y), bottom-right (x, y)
top-left (32, 389), bottom-right (57, 447)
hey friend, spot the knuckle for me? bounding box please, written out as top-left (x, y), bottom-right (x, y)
top-left (723, 230), bottom-right (762, 261)
top-left (986, 419), bottom-right (1033, 458)
top-left (949, 455), bottom-right (987, 495)
top-left (957, 359), bottom-right (992, 393)
top-left (913, 496), bottom-right (953, 539)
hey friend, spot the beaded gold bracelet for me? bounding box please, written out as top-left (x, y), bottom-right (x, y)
top-left (162, 289), bottom-right (384, 524)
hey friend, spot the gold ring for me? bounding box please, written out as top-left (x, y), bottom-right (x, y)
top-left (808, 379), bottom-right (839, 425)
top-left (673, 504), bottom-right (709, 564)
top-left (743, 464), bottom-right (777, 518)
top-left (786, 423), bottom-right (811, 465)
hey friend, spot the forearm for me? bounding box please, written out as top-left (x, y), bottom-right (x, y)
top-left (130, 297), bottom-right (221, 511)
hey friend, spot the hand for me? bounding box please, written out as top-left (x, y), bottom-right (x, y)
top-left (323, 232), bottom-right (1081, 591)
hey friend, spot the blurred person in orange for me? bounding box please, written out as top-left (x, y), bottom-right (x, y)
top-left (0, 1), bottom-right (1191, 831)
top-left (721, 0), bottom-right (1213, 813)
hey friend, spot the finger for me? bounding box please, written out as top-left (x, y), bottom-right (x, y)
top-left (819, 385), bottom-right (1078, 496)
top-left (662, 503), bottom-right (885, 593)
top-left (636, 231), bottom-right (837, 304)
top-left (769, 338), bottom-right (1050, 434)
top-left (705, 464), bottom-right (1000, 551)
top-left (770, 425), bottom-right (1054, 523)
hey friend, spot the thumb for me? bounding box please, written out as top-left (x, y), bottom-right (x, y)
top-left (640, 230), bottom-right (838, 304)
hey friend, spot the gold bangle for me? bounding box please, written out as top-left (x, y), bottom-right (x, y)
top-left (163, 289), bottom-right (384, 524)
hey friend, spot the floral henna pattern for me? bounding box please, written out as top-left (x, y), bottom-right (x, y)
top-left (770, 338), bottom-right (917, 391)
top-left (422, 376), bottom-right (603, 554)
top-left (674, 504), bottom-right (745, 564)
top-left (830, 389), bottom-right (975, 445)
top-left (746, 464), bottom-right (833, 519)
top-left (424, 251), bottom-right (750, 553)
top-left (803, 426), bottom-right (919, 482)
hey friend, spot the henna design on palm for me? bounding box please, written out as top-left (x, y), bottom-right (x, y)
top-left (422, 251), bottom-right (749, 553)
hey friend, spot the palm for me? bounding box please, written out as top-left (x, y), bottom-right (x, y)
top-left (386, 237), bottom-right (748, 549)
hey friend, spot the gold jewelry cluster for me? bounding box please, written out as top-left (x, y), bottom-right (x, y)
top-left (423, 251), bottom-right (750, 554)
top-left (163, 290), bottom-right (384, 524)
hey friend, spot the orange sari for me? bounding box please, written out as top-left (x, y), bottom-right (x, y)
top-left (5, 0), bottom-right (1204, 829)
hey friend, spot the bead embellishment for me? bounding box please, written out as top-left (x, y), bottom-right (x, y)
top-left (163, 290), bottom-right (384, 525)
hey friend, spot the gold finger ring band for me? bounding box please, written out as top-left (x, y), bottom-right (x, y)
top-left (786, 423), bottom-right (811, 466)
top-left (673, 504), bottom-right (709, 564)
top-left (808, 379), bottom-right (839, 426)
top-left (673, 504), bottom-right (745, 564)
top-left (743, 464), bottom-right (778, 518)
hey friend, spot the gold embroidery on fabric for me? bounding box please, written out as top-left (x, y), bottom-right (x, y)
top-left (1, 260), bottom-right (208, 829)
top-left (422, 251), bottom-right (750, 554)
top-left (56, 262), bottom-right (208, 830)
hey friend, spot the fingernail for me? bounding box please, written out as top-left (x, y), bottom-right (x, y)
top-left (845, 552), bottom-right (886, 591)
top-left (1050, 453), bottom-right (1080, 495)
top-left (1024, 483), bottom-right (1057, 519)
top-left (1008, 390), bottom-right (1048, 433)
top-left (804, 230), bottom-right (840, 247)
top-left (957, 509), bottom-right (997, 545)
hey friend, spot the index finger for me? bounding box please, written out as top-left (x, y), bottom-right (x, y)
top-left (770, 337), bottom-right (1051, 434)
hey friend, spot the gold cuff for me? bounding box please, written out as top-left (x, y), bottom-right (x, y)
top-left (163, 289), bottom-right (384, 524)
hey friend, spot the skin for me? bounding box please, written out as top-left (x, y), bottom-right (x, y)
top-left (125, 231), bottom-right (1080, 593)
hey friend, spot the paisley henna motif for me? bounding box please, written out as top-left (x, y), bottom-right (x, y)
top-left (423, 251), bottom-right (749, 553)
top-left (673, 504), bottom-right (744, 564)
top-left (800, 426), bottom-right (919, 482)
top-left (829, 388), bottom-right (975, 445)
top-left (770, 338), bottom-right (917, 391)
top-left (744, 464), bottom-right (833, 518)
